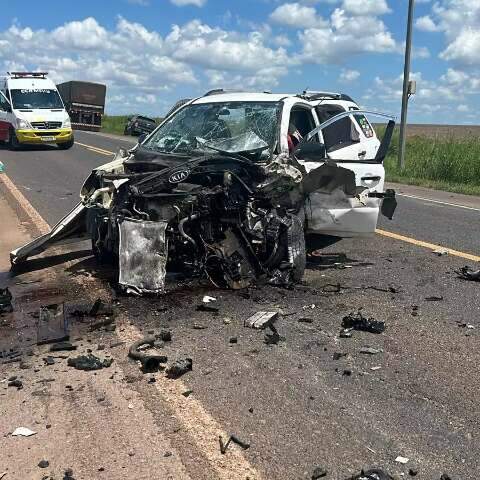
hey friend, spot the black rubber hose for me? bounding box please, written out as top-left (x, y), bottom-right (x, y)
top-left (128, 336), bottom-right (167, 372)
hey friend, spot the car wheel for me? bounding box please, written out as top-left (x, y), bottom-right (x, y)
top-left (8, 127), bottom-right (21, 150)
top-left (58, 137), bottom-right (74, 150)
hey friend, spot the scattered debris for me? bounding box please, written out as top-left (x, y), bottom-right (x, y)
top-left (67, 354), bottom-right (113, 371)
top-left (370, 366), bottom-right (382, 371)
top-left (202, 296), bottom-right (217, 303)
top-left (343, 369), bottom-right (352, 376)
top-left (303, 304), bottom-right (316, 310)
top-left (219, 434), bottom-right (250, 454)
top-left (0, 287), bottom-right (13, 314)
top-left (433, 249), bottom-right (449, 256)
top-left (109, 341), bottom-right (125, 348)
top-left (312, 466), bottom-right (328, 479)
top-left (395, 456), bottom-right (409, 464)
top-left (440, 475), bottom-right (452, 480)
top-left (346, 469), bottom-right (393, 480)
top-left (89, 316), bottom-right (115, 332)
top-left (223, 317), bottom-right (232, 325)
top-left (298, 317), bottom-right (314, 324)
top-left (196, 304), bottom-right (219, 313)
top-left (63, 468), bottom-right (75, 480)
top-left (425, 295), bottom-right (444, 301)
top-left (192, 323), bottom-right (208, 330)
top-left (333, 352), bottom-right (347, 360)
top-left (339, 328), bottom-right (353, 338)
top-left (166, 358), bottom-right (192, 379)
top-left (37, 303), bottom-right (69, 345)
top-left (158, 330), bottom-right (172, 342)
top-left (342, 311), bottom-right (385, 334)
top-left (128, 337), bottom-right (168, 372)
top-left (409, 467), bottom-right (418, 476)
top-left (89, 298), bottom-right (114, 317)
top-left (229, 337), bottom-right (238, 344)
top-left (457, 321), bottom-right (475, 329)
top-left (456, 266), bottom-right (480, 281)
top-left (38, 460), bottom-right (49, 469)
top-left (360, 347), bottom-right (383, 355)
top-left (49, 341), bottom-right (77, 352)
top-left (245, 311), bottom-right (278, 329)
top-left (264, 324), bottom-right (282, 345)
top-left (12, 427), bottom-right (37, 437)
top-left (8, 379), bottom-right (23, 389)
top-left (43, 356), bottom-right (55, 366)
top-left (182, 389), bottom-right (193, 397)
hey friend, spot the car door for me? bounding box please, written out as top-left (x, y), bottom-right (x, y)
top-left (301, 111), bottom-right (394, 237)
top-left (0, 91), bottom-right (12, 141)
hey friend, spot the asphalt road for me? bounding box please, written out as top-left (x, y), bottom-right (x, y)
top-left (1, 131), bottom-right (480, 479)
top-left (1, 130), bottom-right (479, 257)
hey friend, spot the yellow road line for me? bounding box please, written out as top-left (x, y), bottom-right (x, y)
top-left (0, 173), bottom-right (50, 234)
top-left (75, 141), bottom-right (114, 156)
top-left (376, 228), bottom-right (480, 262)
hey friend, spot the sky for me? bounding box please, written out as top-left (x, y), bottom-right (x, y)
top-left (0, 0), bottom-right (478, 124)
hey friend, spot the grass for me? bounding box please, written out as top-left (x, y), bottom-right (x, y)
top-left (383, 128), bottom-right (480, 196)
top-left (101, 115), bottom-right (164, 136)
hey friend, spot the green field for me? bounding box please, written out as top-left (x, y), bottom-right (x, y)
top-left (384, 129), bottom-right (480, 196)
top-left (101, 116), bottom-right (480, 196)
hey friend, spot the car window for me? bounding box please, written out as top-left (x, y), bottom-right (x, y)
top-left (11, 88), bottom-right (63, 109)
top-left (315, 106), bottom-right (360, 153)
top-left (353, 113), bottom-right (375, 138)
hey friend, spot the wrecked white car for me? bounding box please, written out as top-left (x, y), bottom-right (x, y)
top-left (11, 90), bottom-right (396, 294)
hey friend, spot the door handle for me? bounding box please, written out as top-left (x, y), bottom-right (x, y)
top-left (361, 175), bottom-right (381, 182)
top-left (358, 150), bottom-right (367, 157)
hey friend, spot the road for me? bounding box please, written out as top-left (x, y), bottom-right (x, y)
top-left (1, 131), bottom-right (479, 480)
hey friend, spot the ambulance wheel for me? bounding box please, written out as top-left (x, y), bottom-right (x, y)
top-left (8, 128), bottom-right (20, 150)
top-left (58, 137), bottom-right (74, 150)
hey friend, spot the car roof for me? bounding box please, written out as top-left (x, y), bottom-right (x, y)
top-left (192, 92), bottom-right (290, 104)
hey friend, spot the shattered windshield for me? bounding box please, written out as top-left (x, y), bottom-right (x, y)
top-left (142, 101), bottom-right (279, 157)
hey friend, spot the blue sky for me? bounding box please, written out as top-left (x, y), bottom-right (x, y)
top-left (1, 0), bottom-right (478, 123)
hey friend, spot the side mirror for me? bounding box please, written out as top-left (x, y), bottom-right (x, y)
top-left (137, 133), bottom-right (147, 144)
top-left (294, 142), bottom-right (326, 161)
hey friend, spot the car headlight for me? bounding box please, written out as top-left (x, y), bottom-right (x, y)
top-left (17, 118), bottom-right (31, 129)
top-left (63, 118), bottom-right (71, 128)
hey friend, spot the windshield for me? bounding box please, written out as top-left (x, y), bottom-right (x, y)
top-left (11, 89), bottom-right (64, 109)
top-left (142, 101), bottom-right (280, 157)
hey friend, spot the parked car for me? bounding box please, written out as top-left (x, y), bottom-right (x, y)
top-left (11, 89), bottom-right (396, 295)
top-left (124, 115), bottom-right (156, 136)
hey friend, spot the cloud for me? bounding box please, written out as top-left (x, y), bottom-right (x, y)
top-left (341, 0), bottom-right (391, 16)
top-left (415, 15), bottom-right (439, 32)
top-left (126, 0), bottom-right (150, 5)
top-left (269, 3), bottom-right (327, 28)
top-left (300, 8), bottom-right (396, 63)
top-left (170, 0), bottom-right (206, 6)
top-left (339, 69), bottom-right (360, 83)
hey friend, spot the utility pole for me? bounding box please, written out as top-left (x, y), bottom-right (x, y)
top-left (398, 0), bottom-right (415, 170)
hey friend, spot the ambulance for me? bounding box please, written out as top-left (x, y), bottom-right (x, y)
top-left (0, 72), bottom-right (74, 149)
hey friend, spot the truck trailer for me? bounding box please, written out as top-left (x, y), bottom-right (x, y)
top-left (57, 81), bottom-right (106, 131)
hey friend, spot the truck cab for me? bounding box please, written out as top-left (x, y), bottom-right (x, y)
top-left (0, 72), bottom-right (73, 149)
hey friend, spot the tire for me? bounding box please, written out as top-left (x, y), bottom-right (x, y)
top-left (58, 137), bottom-right (74, 150)
top-left (8, 127), bottom-right (21, 150)
top-left (286, 214), bottom-right (306, 282)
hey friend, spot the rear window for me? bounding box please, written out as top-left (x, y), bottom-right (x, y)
top-left (353, 113), bottom-right (375, 138)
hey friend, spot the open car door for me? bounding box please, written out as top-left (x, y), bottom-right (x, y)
top-left (298, 111), bottom-right (396, 236)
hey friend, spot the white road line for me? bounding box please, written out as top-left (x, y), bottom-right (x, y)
top-left (397, 193), bottom-right (480, 212)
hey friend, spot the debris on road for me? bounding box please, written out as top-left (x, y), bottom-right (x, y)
top-left (11, 427), bottom-right (37, 437)
top-left (128, 337), bottom-right (168, 372)
top-left (166, 358), bottom-right (192, 379)
top-left (311, 466), bottom-right (328, 478)
top-left (43, 356), bottom-right (55, 366)
top-left (339, 328), bottom-right (353, 338)
top-left (8, 379), bottom-right (23, 389)
top-left (245, 311), bottom-right (278, 329)
top-left (433, 249), bottom-right (449, 256)
top-left (37, 303), bottom-right (69, 345)
top-left (341, 311), bottom-right (385, 334)
top-left (264, 324), bottom-right (283, 345)
top-left (158, 330), bottom-right (172, 342)
top-left (359, 347), bottom-right (383, 355)
top-left (298, 317), bottom-right (314, 323)
top-left (395, 455), bottom-right (409, 464)
top-left (346, 469), bottom-right (393, 480)
top-left (202, 295), bottom-right (216, 303)
top-left (38, 460), bottom-right (49, 468)
top-left (49, 341), bottom-right (77, 352)
top-left (219, 434), bottom-right (250, 454)
top-left (0, 287), bottom-right (13, 314)
top-left (370, 366), bottom-right (382, 371)
top-left (425, 295), bottom-right (444, 301)
top-left (67, 354), bottom-right (113, 371)
top-left (196, 304), bottom-right (219, 313)
top-left (456, 266), bottom-right (480, 281)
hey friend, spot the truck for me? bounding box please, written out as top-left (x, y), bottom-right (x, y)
top-left (56, 81), bottom-right (106, 132)
top-left (0, 72), bottom-right (73, 149)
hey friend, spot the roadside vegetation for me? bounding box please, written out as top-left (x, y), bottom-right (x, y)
top-left (102, 115), bottom-right (163, 136)
top-left (384, 128), bottom-right (480, 196)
